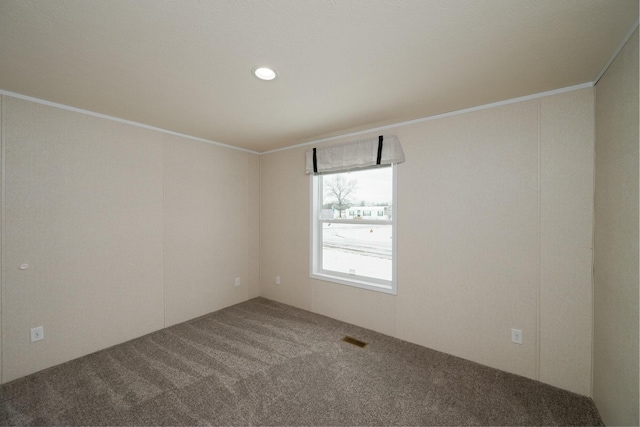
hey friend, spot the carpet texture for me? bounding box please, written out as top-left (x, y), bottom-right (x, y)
top-left (0, 297), bottom-right (603, 426)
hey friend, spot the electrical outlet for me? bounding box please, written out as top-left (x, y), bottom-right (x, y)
top-left (275, 276), bottom-right (281, 285)
top-left (234, 277), bottom-right (241, 286)
top-left (30, 326), bottom-right (44, 342)
top-left (511, 328), bottom-right (522, 345)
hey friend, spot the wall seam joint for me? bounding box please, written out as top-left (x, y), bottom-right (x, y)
top-left (0, 94), bottom-right (4, 384)
top-left (536, 98), bottom-right (542, 382)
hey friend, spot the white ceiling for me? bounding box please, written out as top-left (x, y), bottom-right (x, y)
top-left (0, 1), bottom-right (638, 153)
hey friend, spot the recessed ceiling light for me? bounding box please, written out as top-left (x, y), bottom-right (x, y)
top-left (253, 66), bottom-right (277, 81)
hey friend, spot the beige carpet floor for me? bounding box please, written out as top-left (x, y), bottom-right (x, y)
top-left (0, 297), bottom-right (603, 426)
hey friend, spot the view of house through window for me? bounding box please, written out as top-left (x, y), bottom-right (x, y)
top-left (311, 165), bottom-right (396, 293)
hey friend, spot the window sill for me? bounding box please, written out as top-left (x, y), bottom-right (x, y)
top-left (310, 272), bottom-right (397, 295)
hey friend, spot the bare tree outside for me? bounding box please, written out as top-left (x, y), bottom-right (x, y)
top-left (323, 174), bottom-right (357, 218)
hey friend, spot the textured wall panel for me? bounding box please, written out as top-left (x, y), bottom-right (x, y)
top-left (539, 89), bottom-right (595, 396)
top-left (2, 97), bottom-right (165, 382)
top-left (395, 101), bottom-right (540, 380)
top-left (163, 137), bottom-right (253, 327)
top-left (593, 28), bottom-right (639, 426)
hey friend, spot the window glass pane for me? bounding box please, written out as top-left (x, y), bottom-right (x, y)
top-left (321, 167), bottom-right (392, 220)
top-left (322, 223), bottom-right (392, 281)
top-left (312, 164), bottom-right (396, 293)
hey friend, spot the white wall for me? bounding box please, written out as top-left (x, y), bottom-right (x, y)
top-left (260, 88), bottom-right (595, 396)
top-left (163, 135), bottom-right (258, 326)
top-left (0, 95), bottom-right (260, 383)
top-left (593, 28), bottom-right (639, 426)
top-left (539, 90), bottom-right (595, 394)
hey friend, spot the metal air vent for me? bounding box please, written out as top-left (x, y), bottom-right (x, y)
top-left (342, 336), bottom-right (368, 348)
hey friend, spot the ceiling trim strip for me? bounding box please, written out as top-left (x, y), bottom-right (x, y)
top-left (593, 19), bottom-right (639, 85)
top-left (261, 81), bottom-right (594, 155)
top-left (1, 79), bottom-right (594, 157)
top-left (0, 89), bottom-right (260, 155)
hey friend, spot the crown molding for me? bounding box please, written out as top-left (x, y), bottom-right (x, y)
top-left (593, 19), bottom-right (639, 85)
top-left (261, 81), bottom-right (594, 155)
top-left (0, 90), bottom-right (260, 155)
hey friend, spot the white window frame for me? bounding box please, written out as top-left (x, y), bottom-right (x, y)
top-left (310, 165), bottom-right (398, 295)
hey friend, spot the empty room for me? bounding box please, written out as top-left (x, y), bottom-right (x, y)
top-left (0, 1), bottom-right (638, 425)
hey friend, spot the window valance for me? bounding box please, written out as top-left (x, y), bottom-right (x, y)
top-left (305, 135), bottom-right (405, 175)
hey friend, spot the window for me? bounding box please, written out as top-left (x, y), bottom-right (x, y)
top-left (311, 165), bottom-right (397, 294)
